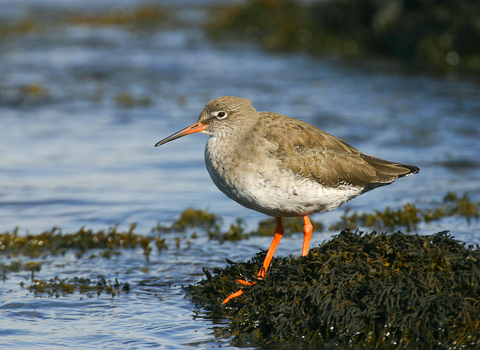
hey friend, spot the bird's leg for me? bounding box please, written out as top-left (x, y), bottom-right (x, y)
top-left (301, 215), bottom-right (313, 256)
top-left (257, 217), bottom-right (284, 279)
top-left (222, 217), bottom-right (284, 304)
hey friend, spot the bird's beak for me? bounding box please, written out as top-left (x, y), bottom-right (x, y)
top-left (155, 122), bottom-right (207, 147)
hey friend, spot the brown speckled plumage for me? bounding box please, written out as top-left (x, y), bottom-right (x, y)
top-left (256, 111), bottom-right (418, 189)
top-left (157, 96), bottom-right (419, 217)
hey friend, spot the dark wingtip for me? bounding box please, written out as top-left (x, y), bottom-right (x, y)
top-left (404, 164), bottom-right (420, 175)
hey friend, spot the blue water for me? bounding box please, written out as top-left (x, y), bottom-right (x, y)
top-left (1, 1), bottom-right (479, 349)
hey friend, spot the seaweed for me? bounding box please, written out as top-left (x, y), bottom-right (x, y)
top-left (152, 192), bottom-right (478, 242)
top-left (1, 259), bottom-right (129, 297)
top-left (1, 192), bottom-right (477, 258)
top-left (330, 192), bottom-right (479, 232)
top-left (26, 276), bottom-right (130, 298)
top-left (152, 207), bottom-right (222, 234)
top-left (0, 224), bottom-right (154, 259)
top-left (0, 19), bottom-right (41, 40)
top-left (153, 208), bottom-right (325, 241)
top-left (186, 230), bottom-right (480, 349)
top-left (114, 92), bottom-right (151, 108)
top-left (65, 4), bottom-right (167, 28)
top-left (251, 217), bottom-right (324, 237)
top-left (206, 0), bottom-right (480, 76)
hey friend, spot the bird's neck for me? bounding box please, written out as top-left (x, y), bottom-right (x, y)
top-left (205, 132), bottom-right (240, 162)
top-left (205, 124), bottom-right (255, 173)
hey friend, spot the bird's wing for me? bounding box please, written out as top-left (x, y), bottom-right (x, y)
top-left (258, 112), bottom-right (416, 188)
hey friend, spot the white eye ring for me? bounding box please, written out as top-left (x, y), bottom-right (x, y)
top-left (215, 111), bottom-right (228, 119)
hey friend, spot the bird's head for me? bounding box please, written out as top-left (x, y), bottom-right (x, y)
top-left (155, 96), bottom-right (257, 147)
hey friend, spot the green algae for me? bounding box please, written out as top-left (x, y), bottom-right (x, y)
top-left (152, 207), bottom-right (222, 234)
top-left (153, 208), bottom-right (325, 241)
top-left (1, 258), bottom-right (129, 297)
top-left (152, 207), bottom-right (249, 242)
top-left (0, 4), bottom-right (168, 43)
top-left (186, 230), bottom-right (480, 349)
top-left (2, 1), bottom-right (479, 77)
top-left (212, 218), bottom-right (248, 241)
top-left (1, 191), bottom-right (478, 307)
top-left (206, 0), bottom-right (480, 76)
top-left (0, 19), bottom-right (42, 40)
top-left (114, 92), bottom-right (152, 108)
top-left (251, 217), bottom-right (325, 237)
top-left (1, 260), bottom-right (128, 297)
top-left (1, 260), bottom-right (42, 280)
top-left (330, 203), bottom-right (421, 232)
top-left (1, 193), bottom-right (477, 259)
top-left (1, 1), bottom-right (479, 77)
top-left (154, 192), bottom-right (476, 240)
top-left (429, 192), bottom-right (480, 225)
top-left (65, 4), bottom-right (167, 28)
top-left (0, 82), bottom-right (52, 106)
top-left (330, 192), bottom-right (479, 232)
top-left (26, 276), bottom-right (130, 298)
top-left (1, 224), bottom-right (155, 259)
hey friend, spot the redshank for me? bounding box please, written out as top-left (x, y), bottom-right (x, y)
top-left (155, 96), bottom-right (419, 304)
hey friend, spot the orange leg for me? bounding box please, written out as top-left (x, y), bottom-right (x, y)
top-left (301, 215), bottom-right (313, 256)
top-left (222, 217), bottom-right (284, 304)
top-left (257, 217), bottom-right (284, 279)
top-left (222, 289), bottom-right (244, 304)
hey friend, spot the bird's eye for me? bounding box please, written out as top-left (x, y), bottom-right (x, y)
top-left (216, 111), bottom-right (227, 119)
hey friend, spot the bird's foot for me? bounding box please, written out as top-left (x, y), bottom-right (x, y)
top-left (236, 279), bottom-right (255, 286)
top-left (222, 289), bottom-right (244, 304)
top-left (222, 279), bottom-right (258, 304)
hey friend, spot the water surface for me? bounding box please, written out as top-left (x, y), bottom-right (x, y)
top-left (1, 2), bottom-right (479, 349)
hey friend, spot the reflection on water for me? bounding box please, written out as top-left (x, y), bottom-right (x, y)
top-left (0, 2), bottom-right (479, 349)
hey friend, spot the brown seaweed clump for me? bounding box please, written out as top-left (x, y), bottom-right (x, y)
top-left (0, 224), bottom-right (154, 259)
top-left (207, 0), bottom-right (480, 75)
top-left (26, 276), bottom-right (130, 298)
top-left (186, 230), bottom-right (480, 349)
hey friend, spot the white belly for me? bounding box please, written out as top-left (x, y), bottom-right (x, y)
top-left (205, 139), bottom-right (362, 217)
